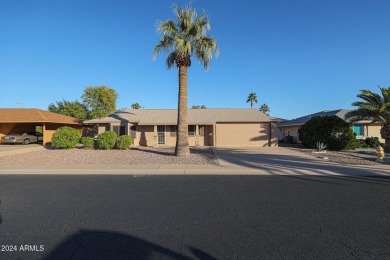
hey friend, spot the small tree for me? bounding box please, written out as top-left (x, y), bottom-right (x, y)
top-left (48, 100), bottom-right (89, 120)
top-left (298, 116), bottom-right (355, 151)
top-left (131, 103), bottom-right (141, 109)
top-left (51, 126), bottom-right (82, 149)
top-left (82, 86), bottom-right (118, 119)
top-left (259, 103), bottom-right (270, 115)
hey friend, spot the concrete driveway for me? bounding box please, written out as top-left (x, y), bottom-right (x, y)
top-left (0, 143), bottom-right (44, 157)
top-left (212, 146), bottom-right (390, 177)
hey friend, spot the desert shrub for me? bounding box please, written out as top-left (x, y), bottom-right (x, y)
top-left (357, 139), bottom-right (368, 148)
top-left (81, 136), bottom-right (95, 149)
top-left (365, 137), bottom-right (380, 148)
top-left (51, 126), bottom-right (81, 149)
top-left (97, 131), bottom-right (117, 149)
top-left (116, 135), bottom-right (134, 150)
top-left (298, 116), bottom-right (355, 151)
top-left (344, 138), bottom-right (359, 150)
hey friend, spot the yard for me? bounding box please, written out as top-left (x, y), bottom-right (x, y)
top-left (288, 147), bottom-right (390, 165)
top-left (0, 147), bottom-right (219, 166)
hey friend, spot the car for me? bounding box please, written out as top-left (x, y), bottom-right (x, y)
top-left (0, 132), bottom-right (43, 145)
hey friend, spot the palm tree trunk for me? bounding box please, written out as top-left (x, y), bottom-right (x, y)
top-left (175, 65), bottom-right (190, 156)
top-left (380, 125), bottom-right (390, 153)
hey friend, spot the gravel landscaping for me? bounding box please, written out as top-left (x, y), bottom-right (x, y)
top-left (0, 147), bottom-right (219, 166)
top-left (288, 147), bottom-right (390, 165)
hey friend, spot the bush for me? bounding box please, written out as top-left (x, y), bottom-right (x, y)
top-left (357, 139), bottom-right (368, 148)
top-left (365, 137), bottom-right (380, 148)
top-left (51, 126), bottom-right (81, 149)
top-left (298, 116), bottom-right (355, 151)
top-left (116, 135), bottom-right (134, 150)
top-left (81, 136), bottom-right (94, 149)
top-left (97, 131), bottom-right (117, 149)
top-left (344, 138), bottom-right (359, 150)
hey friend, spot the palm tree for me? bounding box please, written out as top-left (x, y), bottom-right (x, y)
top-left (259, 103), bottom-right (270, 115)
top-left (247, 92), bottom-right (258, 108)
top-left (345, 87), bottom-right (390, 152)
top-left (153, 5), bottom-right (219, 156)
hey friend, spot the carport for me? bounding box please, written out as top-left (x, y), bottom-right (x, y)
top-left (0, 108), bottom-right (83, 145)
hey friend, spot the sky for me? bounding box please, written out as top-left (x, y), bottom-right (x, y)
top-left (0, 0), bottom-right (389, 120)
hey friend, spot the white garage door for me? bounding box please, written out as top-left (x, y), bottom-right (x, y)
top-left (216, 123), bottom-right (269, 146)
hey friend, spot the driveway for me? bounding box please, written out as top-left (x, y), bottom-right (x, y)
top-left (212, 146), bottom-right (390, 177)
top-left (0, 143), bottom-right (44, 157)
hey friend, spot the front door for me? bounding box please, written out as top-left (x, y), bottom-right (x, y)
top-left (157, 125), bottom-right (166, 144)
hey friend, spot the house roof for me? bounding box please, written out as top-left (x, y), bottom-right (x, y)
top-left (84, 108), bottom-right (280, 125)
top-left (0, 108), bottom-right (81, 124)
top-left (277, 109), bottom-right (351, 127)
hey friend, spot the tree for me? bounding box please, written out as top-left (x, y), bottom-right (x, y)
top-left (82, 86), bottom-right (118, 119)
top-left (131, 103), bottom-right (141, 109)
top-left (153, 5), bottom-right (219, 156)
top-left (298, 116), bottom-right (355, 151)
top-left (191, 105), bottom-right (206, 109)
top-left (259, 103), bottom-right (270, 115)
top-left (345, 87), bottom-right (390, 152)
top-left (48, 100), bottom-right (89, 120)
top-left (247, 92), bottom-right (257, 108)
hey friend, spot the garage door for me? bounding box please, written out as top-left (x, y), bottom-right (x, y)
top-left (216, 123), bottom-right (269, 146)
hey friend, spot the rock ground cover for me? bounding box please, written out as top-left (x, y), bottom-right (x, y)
top-left (0, 147), bottom-right (219, 166)
top-left (289, 147), bottom-right (390, 165)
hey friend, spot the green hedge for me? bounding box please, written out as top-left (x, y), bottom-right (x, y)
top-left (51, 126), bottom-right (81, 149)
top-left (117, 135), bottom-right (134, 150)
top-left (81, 136), bottom-right (95, 149)
top-left (97, 131), bottom-right (117, 149)
top-left (298, 116), bottom-right (355, 151)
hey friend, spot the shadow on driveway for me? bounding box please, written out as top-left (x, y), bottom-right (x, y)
top-left (212, 147), bottom-right (390, 177)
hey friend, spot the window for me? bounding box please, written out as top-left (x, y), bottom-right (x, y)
top-left (188, 125), bottom-right (196, 136)
top-left (112, 126), bottom-right (119, 135)
top-left (130, 126), bottom-right (137, 139)
top-left (120, 126), bottom-right (126, 136)
top-left (112, 126), bottom-right (126, 136)
top-left (157, 125), bottom-right (166, 144)
top-left (105, 125), bottom-right (110, 131)
top-left (353, 124), bottom-right (363, 136)
top-left (170, 125), bottom-right (177, 137)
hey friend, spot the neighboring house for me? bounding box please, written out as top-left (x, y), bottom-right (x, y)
top-left (0, 108), bottom-right (83, 145)
top-left (84, 108), bottom-right (281, 147)
top-left (277, 109), bottom-right (384, 143)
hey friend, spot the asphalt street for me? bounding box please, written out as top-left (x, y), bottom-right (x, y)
top-left (0, 174), bottom-right (390, 259)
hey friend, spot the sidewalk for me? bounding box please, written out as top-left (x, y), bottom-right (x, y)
top-left (0, 163), bottom-right (271, 175)
top-left (1, 162), bottom-right (389, 177)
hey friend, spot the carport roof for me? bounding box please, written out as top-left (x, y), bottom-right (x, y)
top-left (0, 108), bottom-right (81, 124)
top-left (84, 108), bottom-right (281, 125)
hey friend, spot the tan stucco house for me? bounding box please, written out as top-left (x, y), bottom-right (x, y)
top-left (84, 108), bottom-right (280, 147)
top-left (278, 109), bottom-right (384, 143)
top-left (0, 108), bottom-right (83, 145)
